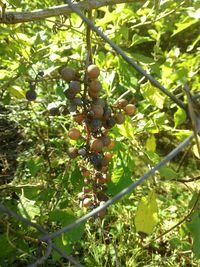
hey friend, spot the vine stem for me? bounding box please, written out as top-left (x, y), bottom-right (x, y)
top-left (145, 191), bottom-right (200, 247)
top-left (66, 0), bottom-right (186, 111)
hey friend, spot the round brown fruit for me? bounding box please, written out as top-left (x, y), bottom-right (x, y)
top-left (67, 147), bottom-right (78, 159)
top-left (92, 98), bottom-right (106, 108)
top-left (92, 105), bottom-right (104, 119)
top-left (124, 104), bottom-right (136, 116)
top-left (83, 198), bottom-right (93, 207)
top-left (68, 128), bottom-right (81, 140)
top-left (116, 98), bottom-right (128, 108)
top-left (73, 113), bottom-right (85, 124)
top-left (87, 64), bottom-right (100, 79)
top-left (107, 139), bottom-right (115, 149)
top-left (89, 80), bottom-right (102, 93)
top-left (114, 112), bottom-right (125, 124)
top-left (88, 88), bottom-right (100, 98)
top-left (90, 139), bottom-right (103, 153)
top-left (59, 67), bottom-right (76, 82)
top-left (104, 152), bottom-right (113, 161)
top-left (82, 169), bottom-right (90, 177)
top-left (101, 135), bottom-right (111, 147)
top-left (69, 81), bottom-right (81, 94)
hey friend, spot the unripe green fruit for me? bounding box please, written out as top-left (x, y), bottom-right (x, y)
top-left (87, 64), bottom-right (100, 79)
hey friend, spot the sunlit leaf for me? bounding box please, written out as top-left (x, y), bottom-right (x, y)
top-left (135, 191), bottom-right (158, 235)
top-left (174, 107), bottom-right (187, 127)
top-left (146, 135), bottom-right (156, 152)
top-left (141, 81), bottom-right (165, 109)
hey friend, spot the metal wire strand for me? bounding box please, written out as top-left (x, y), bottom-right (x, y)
top-left (66, 0), bottom-right (186, 110)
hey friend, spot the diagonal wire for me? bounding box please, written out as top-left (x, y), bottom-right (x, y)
top-left (66, 0), bottom-right (186, 110)
top-left (40, 123), bottom-right (200, 242)
top-left (0, 203), bottom-right (84, 267)
top-left (27, 239), bottom-right (52, 267)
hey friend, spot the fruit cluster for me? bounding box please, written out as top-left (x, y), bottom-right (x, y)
top-left (60, 64), bottom-right (136, 217)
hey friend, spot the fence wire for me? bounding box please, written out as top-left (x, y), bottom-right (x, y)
top-left (0, 1), bottom-right (200, 266)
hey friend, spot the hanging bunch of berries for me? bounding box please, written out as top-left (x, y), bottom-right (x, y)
top-left (59, 63), bottom-right (136, 217)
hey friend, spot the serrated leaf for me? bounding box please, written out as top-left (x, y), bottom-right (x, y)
top-left (18, 195), bottom-right (40, 220)
top-left (141, 81), bottom-right (165, 109)
top-left (146, 135), bottom-right (156, 152)
top-left (174, 108), bottom-right (187, 127)
top-left (135, 191), bottom-right (158, 235)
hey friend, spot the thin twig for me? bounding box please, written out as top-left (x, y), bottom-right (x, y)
top-left (0, 0), bottom-right (142, 24)
top-left (40, 130), bottom-right (196, 242)
top-left (65, 0), bottom-right (186, 110)
top-left (145, 191), bottom-right (200, 246)
top-left (100, 226), bottom-right (120, 267)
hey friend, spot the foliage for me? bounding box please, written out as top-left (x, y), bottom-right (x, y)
top-left (0, 0), bottom-right (200, 266)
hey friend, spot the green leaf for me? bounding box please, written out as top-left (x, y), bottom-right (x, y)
top-left (141, 81), bottom-right (165, 109)
top-left (8, 86), bottom-right (25, 99)
top-left (131, 34), bottom-right (153, 46)
top-left (135, 191), bottom-right (158, 235)
top-left (172, 17), bottom-right (199, 36)
top-left (49, 209), bottom-right (85, 243)
top-left (108, 167), bottom-right (133, 195)
top-left (187, 193), bottom-right (200, 259)
top-left (159, 166), bottom-right (178, 179)
top-left (146, 135), bottom-right (156, 152)
top-left (18, 195), bottom-right (40, 220)
top-left (174, 108), bottom-right (187, 127)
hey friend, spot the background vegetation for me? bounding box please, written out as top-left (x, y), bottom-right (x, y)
top-left (0, 0), bottom-right (200, 266)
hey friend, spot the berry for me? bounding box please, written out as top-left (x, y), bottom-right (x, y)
top-left (124, 104), bottom-right (136, 116)
top-left (67, 147), bottom-right (78, 159)
top-left (116, 99), bottom-right (128, 108)
top-left (114, 112), bottom-right (125, 124)
top-left (78, 148), bottom-right (87, 156)
top-left (87, 64), bottom-right (100, 79)
top-left (92, 105), bottom-right (104, 119)
top-left (68, 128), bottom-right (81, 140)
top-left (101, 135), bottom-right (111, 146)
top-left (26, 90), bottom-right (37, 101)
top-left (74, 113), bottom-right (85, 124)
top-left (69, 81), bottom-right (81, 94)
top-left (107, 140), bottom-right (115, 149)
top-left (59, 67), bottom-right (76, 82)
top-left (89, 153), bottom-right (103, 170)
top-left (89, 80), bottom-right (102, 93)
top-left (82, 198), bottom-right (93, 207)
top-left (92, 98), bottom-right (106, 108)
top-left (88, 88), bottom-right (100, 98)
top-left (104, 152), bottom-right (113, 161)
top-left (64, 88), bottom-right (76, 99)
top-left (90, 119), bottom-right (102, 132)
top-left (103, 117), bottom-right (116, 129)
top-left (90, 139), bottom-right (103, 153)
